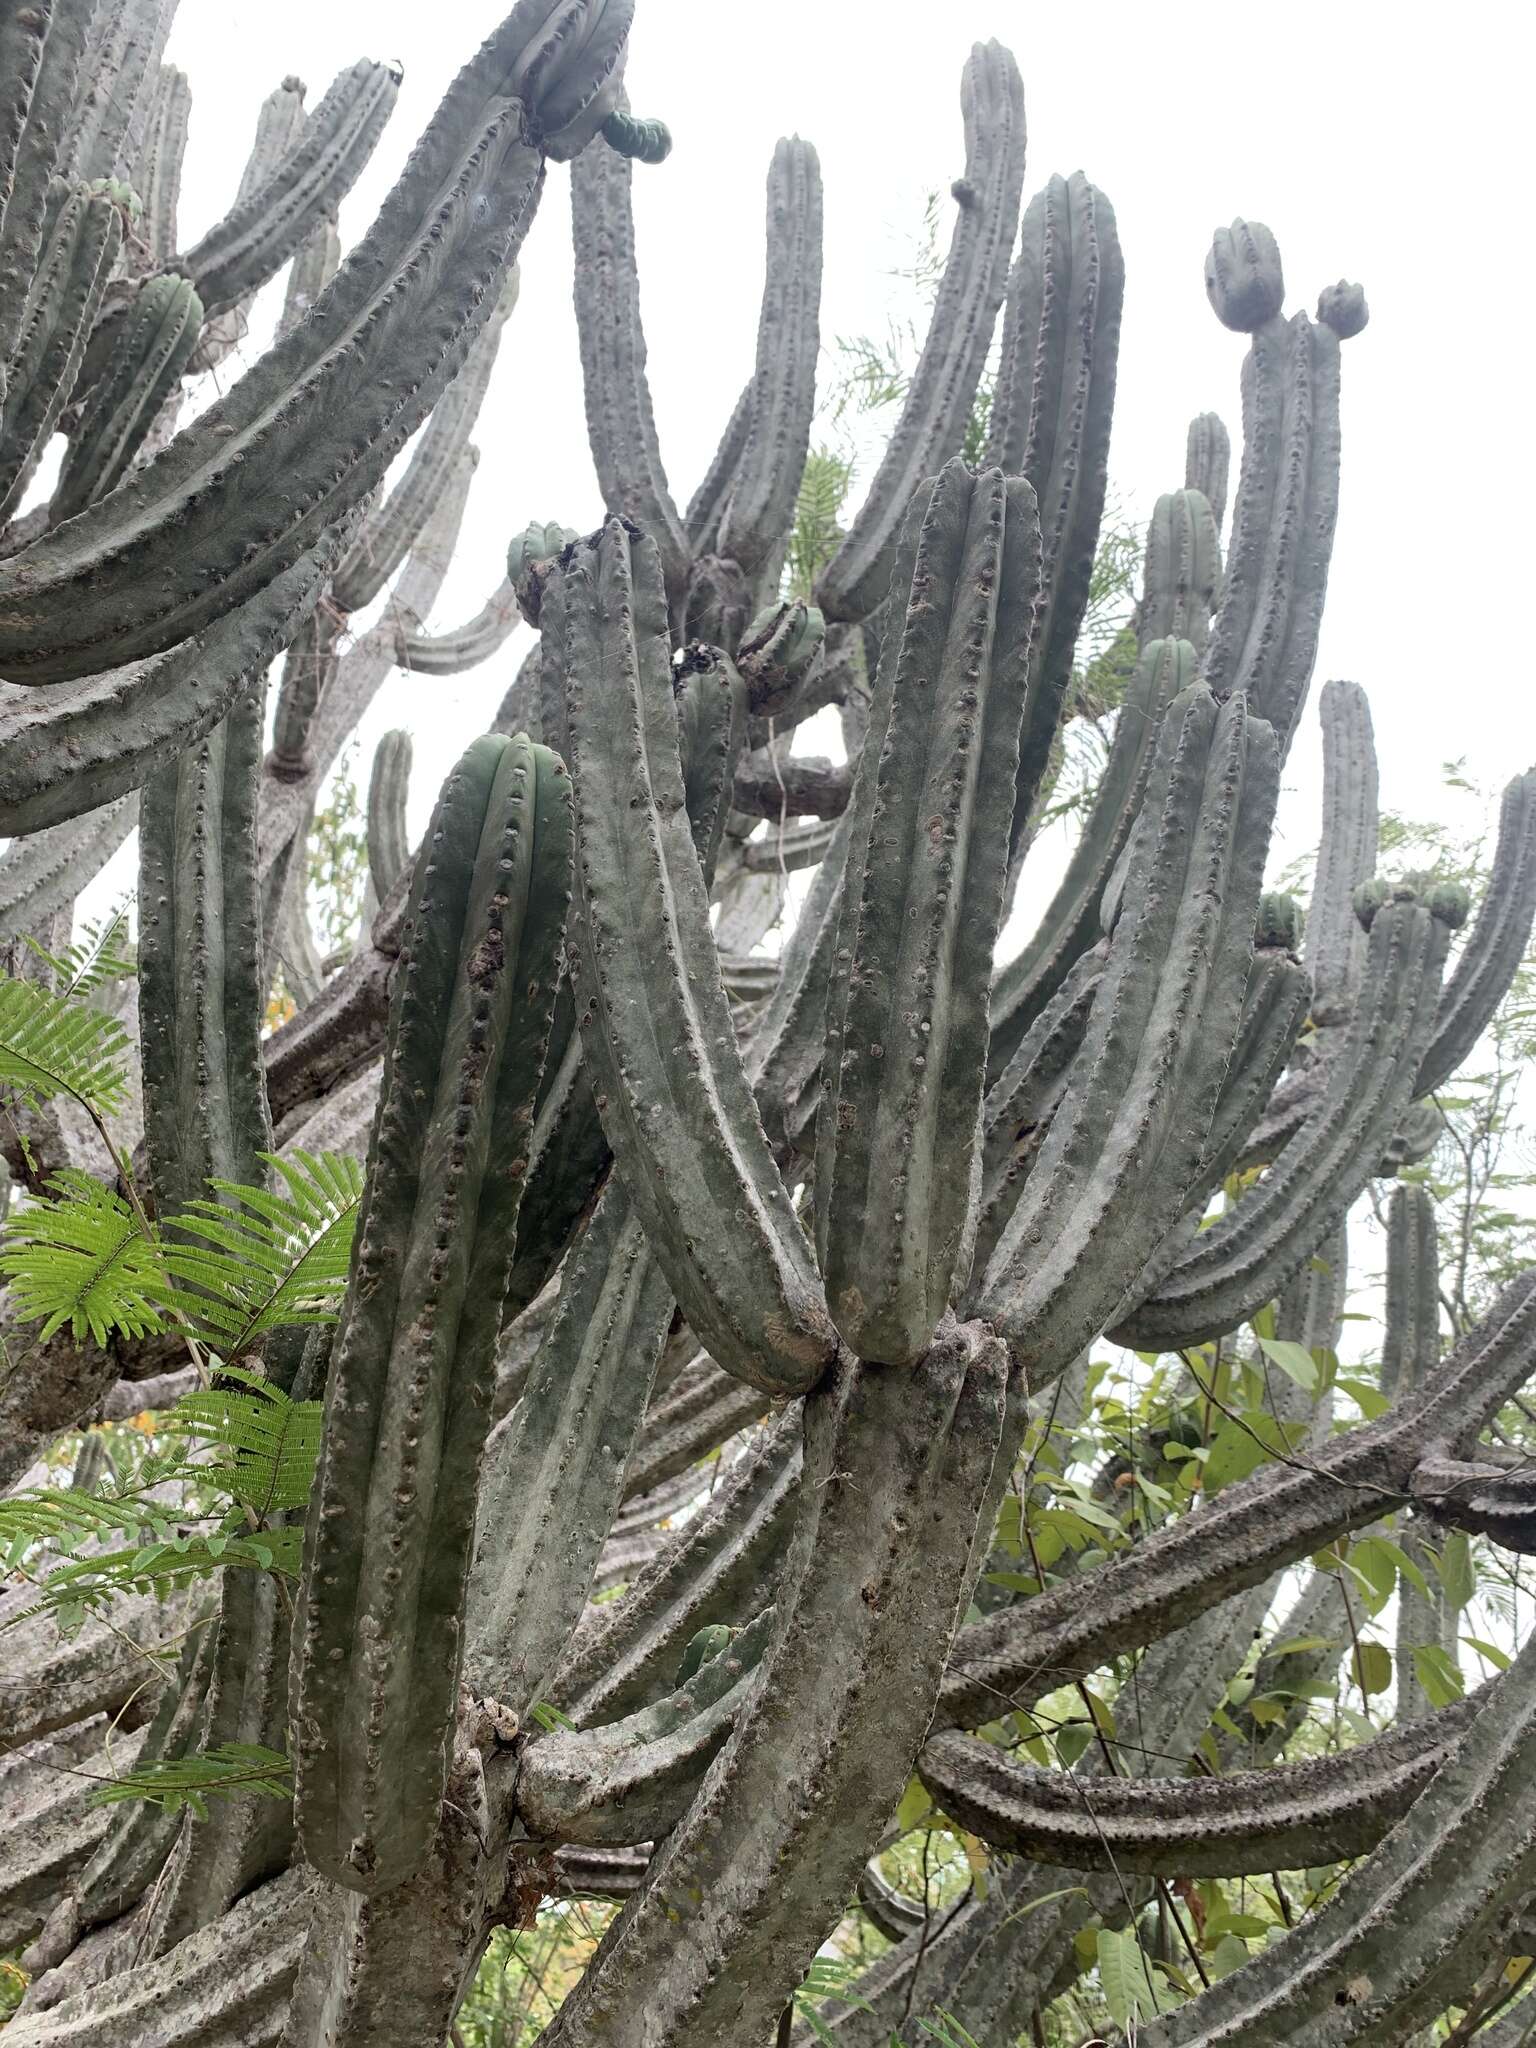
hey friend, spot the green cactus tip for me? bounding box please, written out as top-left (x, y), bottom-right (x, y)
top-left (676, 1624), bottom-right (736, 1687)
top-left (601, 108), bottom-right (673, 166)
top-left (1204, 217), bottom-right (1284, 332)
top-left (1317, 279), bottom-right (1370, 339)
top-left (508, 520), bottom-right (579, 625)
top-left (1256, 891), bottom-right (1303, 954)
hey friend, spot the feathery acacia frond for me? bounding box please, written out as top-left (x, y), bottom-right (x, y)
top-left (0, 968), bottom-right (132, 1118)
top-left (0, 1170), bottom-right (165, 1342)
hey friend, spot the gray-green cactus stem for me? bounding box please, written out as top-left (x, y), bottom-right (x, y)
top-left (51, 271), bottom-right (203, 520)
top-left (291, 732), bottom-right (571, 1895)
top-left (745, 810), bottom-right (850, 1151)
top-left (275, 209), bottom-right (341, 339)
top-left (0, 1), bottom-right (591, 684)
top-left (988, 172), bottom-right (1125, 865)
top-left (620, 1354), bottom-right (770, 1506)
top-left (175, 58), bottom-right (398, 322)
top-left (133, 63), bottom-right (191, 266)
top-left (816, 42), bottom-right (1026, 623)
top-left (1205, 217), bottom-right (1284, 331)
top-left (544, 517), bottom-right (835, 1396)
top-left (0, 795), bottom-right (137, 944)
top-left (69, 0), bottom-right (178, 190)
top-left (1115, 886), bottom-right (1462, 1353)
top-left (1185, 410), bottom-right (1230, 532)
top-left (684, 379), bottom-right (753, 558)
top-left (182, 74), bottom-right (306, 371)
top-left (715, 136), bottom-right (823, 588)
top-left (1415, 767), bottom-right (1536, 1097)
top-left (363, 728), bottom-right (412, 904)
top-left (1198, 303), bottom-right (1342, 750)
top-left (989, 636), bottom-right (1192, 1078)
top-left (540, 1319), bottom-right (1008, 2048)
top-left (817, 459), bottom-right (1042, 1365)
top-left (0, 8), bottom-right (52, 314)
top-left (1308, 678), bottom-right (1379, 1024)
top-left (977, 685), bottom-right (1279, 1384)
top-left (1137, 492), bottom-right (1221, 652)
top-left (569, 110), bottom-right (690, 608)
top-left (395, 579), bottom-right (518, 674)
top-left (0, 0), bottom-right (93, 375)
top-left (1381, 1182), bottom-right (1440, 1404)
top-left (137, 684), bottom-right (273, 1223)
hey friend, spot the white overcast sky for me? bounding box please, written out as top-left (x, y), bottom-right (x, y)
top-left (139, 0), bottom-right (1533, 886)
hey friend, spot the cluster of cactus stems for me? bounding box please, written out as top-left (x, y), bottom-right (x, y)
top-left (1, 3), bottom-right (1535, 2045)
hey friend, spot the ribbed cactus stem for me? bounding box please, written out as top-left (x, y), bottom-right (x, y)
top-left (51, 271), bottom-right (203, 519)
top-left (1138, 490), bottom-right (1221, 652)
top-left (0, 794), bottom-right (137, 944)
top-left (0, 0), bottom-right (93, 373)
top-left (364, 728), bottom-right (412, 905)
top-left (134, 63), bottom-right (191, 267)
top-left (275, 210), bottom-right (342, 339)
top-left (1307, 678), bottom-right (1379, 1024)
top-left (1184, 410), bottom-right (1231, 532)
top-left (1204, 217), bottom-right (1285, 331)
top-left (599, 106), bottom-right (672, 164)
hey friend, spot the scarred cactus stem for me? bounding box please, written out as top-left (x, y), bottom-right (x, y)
top-left (509, 519), bottom-right (579, 625)
top-left (1256, 891), bottom-right (1303, 954)
top-left (601, 108), bottom-right (672, 165)
top-left (1205, 218), bottom-right (1284, 332)
top-left (1317, 279), bottom-right (1369, 338)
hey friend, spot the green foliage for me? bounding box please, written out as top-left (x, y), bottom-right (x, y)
top-left (0, 965), bottom-right (132, 1120)
top-left (168, 1364), bottom-right (323, 1518)
top-left (21, 904), bottom-right (136, 998)
top-left (785, 447), bottom-right (851, 603)
top-left (0, 1168), bottom-right (163, 1342)
top-left (306, 740), bottom-right (370, 951)
top-left (88, 1741), bottom-right (292, 1819)
top-left (1097, 1925), bottom-right (1182, 2026)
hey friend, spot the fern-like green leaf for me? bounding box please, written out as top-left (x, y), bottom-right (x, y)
top-left (0, 969), bottom-right (131, 1118)
top-left (0, 1465), bottom-right (194, 1567)
top-left (158, 1149), bottom-right (364, 1354)
top-left (23, 904), bottom-right (136, 998)
top-left (4, 1523), bottom-right (304, 1629)
top-left (88, 1741), bottom-right (292, 1819)
top-left (167, 1364), bottom-right (322, 1519)
top-left (0, 1171), bottom-right (166, 1343)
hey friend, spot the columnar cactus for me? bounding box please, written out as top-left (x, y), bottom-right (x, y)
top-left (1, 9), bottom-right (1534, 2048)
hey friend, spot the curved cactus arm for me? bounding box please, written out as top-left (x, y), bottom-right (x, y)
top-left (1416, 766), bottom-right (1536, 1098)
top-left (266, 606), bottom-right (341, 787)
top-left (291, 733), bottom-right (571, 1895)
top-left (977, 685), bottom-right (1279, 1385)
top-left (1185, 410), bottom-right (1230, 533)
top-left (138, 683), bottom-right (273, 1222)
top-left (364, 728), bottom-right (412, 905)
top-left (1137, 492), bottom-right (1221, 652)
top-left (133, 63), bottom-right (191, 266)
top-left (989, 637), bottom-right (1192, 1076)
top-left (395, 577), bottom-right (518, 675)
top-left (51, 272), bottom-right (203, 520)
top-left (550, 1408), bottom-right (802, 1727)
top-left (545, 518), bottom-right (835, 1396)
top-left (988, 172), bottom-right (1126, 862)
top-left (0, 183), bottom-right (122, 521)
top-left (1139, 1630), bottom-right (1536, 2047)
top-left (816, 42), bottom-right (1026, 624)
top-left (921, 1695), bottom-right (1478, 1878)
top-left (937, 1270), bottom-right (1536, 1732)
top-left (1409, 1454), bottom-right (1536, 1553)
top-left (499, 983), bottom-right (610, 1320)
top-left (1307, 678), bottom-right (1379, 1024)
top-left (0, 795), bottom-right (137, 944)
top-left (684, 377), bottom-right (753, 559)
top-left (176, 58), bottom-right (399, 323)
top-left (516, 1606), bottom-right (776, 1847)
top-left (1381, 1182), bottom-right (1439, 1403)
top-left (1115, 890), bottom-right (1461, 1354)
top-left (1198, 301), bottom-right (1343, 751)
top-left (465, 1176), bottom-right (675, 1717)
top-left (0, 0), bottom-right (92, 375)
top-left (715, 137), bottom-right (823, 588)
top-left (541, 1321), bottom-right (1008, 2048)
top-left (569, 116), bottom-right (690, 607)
top-left (816, 460), bottom-right (1041, 1364)
top-left (620, 1355), bottom-right (770, 1505)
top-left (0, 0), bottom-right (621, 684)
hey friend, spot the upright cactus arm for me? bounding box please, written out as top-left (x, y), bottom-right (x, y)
top-left (364, 728), bottom-right (412, 904)
top-left (541, 1322), bottom-right (1008, 2048)
top-left (133, 63), bottom-right (191, 266)
top-left (987, 172), bottom-right (1126, 862)
top-left (816, 42), bottom-right (1026, 623)
top-left (0, 0), bottom-right (92, 373)
top-left (1115, 887), bottom-right (1463, 1354)
top-left (544, 518), bottom-right (835, 1396)
top-left (1381, 1181), bottom-right (1439, 1403)
top-left (50, 272), bottom-right (203, 519)
top-left (466, 1176), bottom-right (675, 1717)
top-left (674, 639), bottom-right (748, 882)
top-left (816, 460), bottom-right (1042, 1365)
top-left (395, 578), bottom-right (518, 674)
top-left (715, 136), bottom-right (823, 588)
top-left (1307, 677), bottom-right (1379, 1022)
top-left (0, 794), bottom-right (137, 944)
top-left (174, 58), bottom-right (400, 322)
top-left (683, 377), bottom-right (753, 557)
top-left (1185, 409), bottom-right (1230, 531)
top-left (569, 117), bottom-right (690, 607)
top-left (179, 72), bottom-right (307, 370)
top-left (1139, 1630), bottom-right (1536, 2047)
top-left (1137, 491), bottom-right (1221, 652)
top-left (0, 0), bottom-right (631, 684)
top-left (921, 1694), bottom-right (1478, 1878)
top-left (291, 733), bottom-right (571, 1896)
top-left (1199, 289), bottom-right (1346, 751)
top-left (0, 6), bottom-right (50, 279)
top-left (276, 209), bottom-right (341, 336)
top-left (746, 810), bottom-right (850, 1150)
top-left (68, 0), bottom-right (176, 187)
top-left (976, 685), bottom-right (1279, 1385)
top-left (1416, 766), bottom-right (1536, 1097)
top-left (0, 182), bottom-right (123, 521)
top-left (989, 636), bottom-right (1193, 1075)
top-left (137, 685), bottom-right (273, 1222)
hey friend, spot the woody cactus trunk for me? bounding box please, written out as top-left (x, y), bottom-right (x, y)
top-left (1, 3), bottom-right (1535, 2045)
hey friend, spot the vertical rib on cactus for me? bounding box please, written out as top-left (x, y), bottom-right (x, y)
top-left (816, 459), bottom-right (1042, 1364)
top-left (542, 1321), bottom-right (1007, 2048)
top-left (1415, 767), bottom-right (1536, 1097)
top-left (133, 63), bottom-right (191, 266)
top-left (989, 636), bottom-right (1193, 1076)
top-left (544, 517), bottom-right (835, 1396)
top-left (1382, 1184), bottom-right (1451, 1722)
top-left (976, 685), bottom-right (1279, 1383)
top-left (1199, 281), bottom-right (1343, 751)
top-left (1138, 492), bottom-right (1221, 652)
top-left (68, 0), bottom-right (177, 187)
top-left (0, 0), bottom-right (92, 375)
top-left (0, 0), bottom-right (593, 683)
top-left (1114, 886), bottom-right (1465, 1352)
top-left (0, 6), bottom-right (49, 279)
top-left (1185, 410), bottom-right (1230, 532)
top-left (747, 812), bottom-right (850, 1151)
top-left (816, 42), bottom-right (1026, 624)
top-left (181, 73), bottom-right (306, 371)
top-left (51, 272), bottom-right (203, 519)
top-left (365, 729), bottom-right (412, 904)
top-left (570, 110), bottom-right (690, 607)
top-left (715, 136), bottom-right (823, 589)
top-left (1308, 678), bottom-right (1379, 1024)
top-left (291, 733), bottom-right (570, 1894)
top-left (137, 683), bottom-right (273, 1223)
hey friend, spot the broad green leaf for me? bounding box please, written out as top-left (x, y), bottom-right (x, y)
top-left (1463, 1635), bottom-right (1511, 1673)
top-left (1098, 1926), bottom-right (1179, 2025)
top-left (1337, 1376), bottom-right (1391, 1421)
top-left (1410, 1644), bottom-right (1465, 1708)
top-left (1351, 1640), bottom-right (1392, 1697)
top-left (1435, 1529), bottom-right (1477, 1611)
top-left (1257, 1337), bottom-right (1318, 1392)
